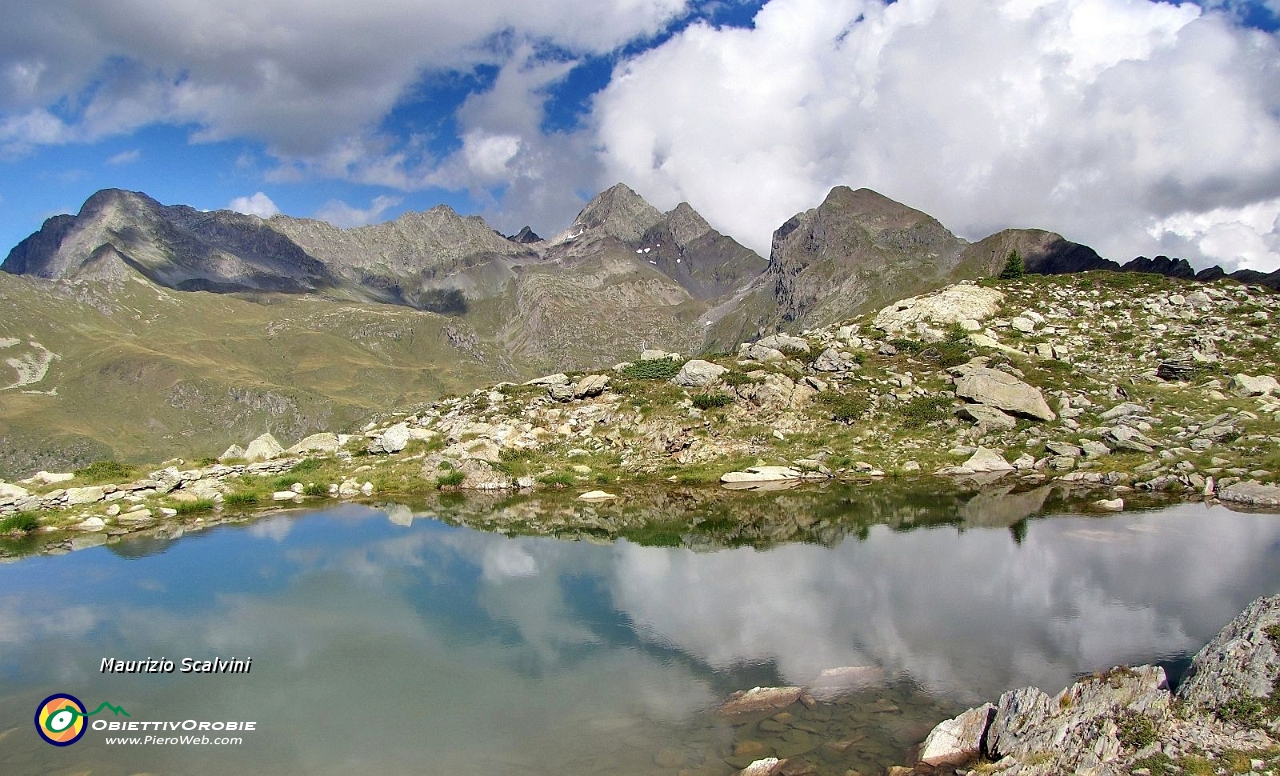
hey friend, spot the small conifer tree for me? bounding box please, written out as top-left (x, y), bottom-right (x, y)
top-left (999, 249), bottom-right (1025, 280)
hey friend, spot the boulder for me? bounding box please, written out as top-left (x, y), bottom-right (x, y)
top-left (1234, 373), bottom-right (1280, 397)
top-left (368, 423), bottom-right (411, 454)
top-left (811, 347), bottom-right (856, 372)
top-left (548, 384), bottom-right (575, 402)
top-left (65, 486), bottom-right (106, 505)
top-left (1011, 316), bottom-right (1035, 333)
top-left (874, 285), bottom-right (1004, 332)
top-left (578, 490), bottom-right (618, 501)
top-left (962, 447), bottom-right (1014, 473)
top-left (952, 365), bottom-right (1055, 421)
top-left (720, 466), bottom-right (803, 484)
top-left (243, 433), bottom-right (285, 462)
top-left (286, 432), bottom-right (341, 456)
top-left (73, 516), bottom-right (106, 532)
top-left (918, 703), bottom-right (995, 767)
top-left (956, 404), bottom-right (1017, 431)
top-left (219, 444), bottom-right (246, 461)
top-left (573, 374), bottom-right (610, 398)
top-left (738, 758), bottom-right (784, 776)
top-left (1094, 498), bottom-right (1125, 511)
top-left (757, 333), bottom-right (810, 354)
top-left (740, 343), bottom-right (787, 363)
top-left (1104, 425), bottom-right (1159, 453)
top-left (640, 349), bottom-right (673, 361)
top-left (272, 491), bottom-right (300, 502)
top-left (1218, 480), bottom-right (1280, 508)
top-left (0, 482), bottom-right (31, 500)
top-left (673, 359), bottom-right (728, 387)
top-left (523, 373), bottom-right (571, 386)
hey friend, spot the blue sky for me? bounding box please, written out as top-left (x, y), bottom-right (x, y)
top-left (2, 0), bottom-right (1279, 271)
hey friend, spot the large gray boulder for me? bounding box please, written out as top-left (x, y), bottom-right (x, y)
top-left (673, 359), bottom-right (728, 387)
top-left (757, 333), bottom-right (810, 354)
top-left (1218, 480), bottom-right (1280, 508)
top-left (1177, 593), bottom-right (1280, 714)
top-left (573, 373), bottom-right (610, 398)
top-left (286, 432), bottom-right (341, 456)
top-left (875, 284), bottom-right (1004, 332)
top-left (918, 703), bottom-right (995, 767)
top-left (1234, 373), bottom-right (1280, 397)
top-left (952, 364), bottom-right (1055, 422)
top-left (244, 433), bottom-right (285, 462)
top-left (368, 423), bottom-right (411, 455)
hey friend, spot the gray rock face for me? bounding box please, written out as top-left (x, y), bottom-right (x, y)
top-left (874, 284), bottom-right (1004, 333)
top-left (952, 364), bottom-right (1055, 421)
top-left (1177, 594), bottom-right (1280, 712)
top-left (1218, 480), bottom-right (1280, 507)
top-left (673, 359), bottom-right (728, 387)
top-left (739, 343), bottom-right (787, 363)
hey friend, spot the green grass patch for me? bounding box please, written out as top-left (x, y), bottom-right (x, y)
top-left (303, 483), bottom-right (327, 497)
top-left (172, 499), bottom-right (216, 514)
top-left (273, 475), bottom-right (302, 489)
top-left (722, 370), bottom-right (761, 387)
top-left (621, 359), bottom-right (682, 380)
top-left (0, 512), bottom-right (40, 533)
top-left (289, 458), bottom-right (322, 473)
top-left (74, 459), bottom-right (137, 484)
top-left (223, 492), bottom-right (260, 508)
top-left (435, 470), bottom-right (466, 489)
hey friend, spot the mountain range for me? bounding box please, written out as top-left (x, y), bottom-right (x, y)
top-left (0, 182), bottom-right (1275, 476)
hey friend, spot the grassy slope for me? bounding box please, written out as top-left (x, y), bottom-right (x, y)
top-left (0, 273), bottom-right (504, 476)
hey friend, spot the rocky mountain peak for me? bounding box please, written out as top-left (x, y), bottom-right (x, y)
top-left (510, 226), bottom-right (543, 244)
top-left (559, 182), bottom-right (664, 245)
top-left (665, 202), bottom-right (712, 248)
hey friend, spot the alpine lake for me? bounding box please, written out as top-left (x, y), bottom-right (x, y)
top-left (3, 482), bottom-right (1280, 776)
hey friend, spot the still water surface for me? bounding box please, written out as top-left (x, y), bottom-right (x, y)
top-left (2, 497), bottom-right (1279, 775)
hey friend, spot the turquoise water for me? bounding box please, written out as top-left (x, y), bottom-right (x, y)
top-left (2, 498), bottom-right (1279, 775)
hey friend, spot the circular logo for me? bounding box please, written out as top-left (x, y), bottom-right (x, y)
top-left (35, 693), bottom-right (87, 746)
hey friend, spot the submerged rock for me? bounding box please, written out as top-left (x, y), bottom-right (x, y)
top-left (719, 686), bottom-right (804, 716)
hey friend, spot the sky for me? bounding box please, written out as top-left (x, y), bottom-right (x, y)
top-left (2, 0), bottom-right (1279, 272)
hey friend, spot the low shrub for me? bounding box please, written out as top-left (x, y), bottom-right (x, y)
top-left (289, 458), bottom-right (322, 473)
top-left (692, 391), bottom-right (734, 410)
top-left (622, 359), bottom-right (682, 380)
top-left (1115, 709), bottom-right (1157, 749)
top-left (816, 391), bottom-right (870, 424)
top-left (0, 512), bottom-right (40, 534)
top-left (896, 394), bottom-right (953, 428)
top-left (536, 472), bottom-right (575, 488)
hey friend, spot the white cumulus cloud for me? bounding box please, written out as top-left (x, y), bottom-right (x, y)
top-left (315, 194), bottom-right (401, 228)
top-left (227, 191), bottom-right (281, 218)
top-left (591, 0), bottom-right (1280, 271)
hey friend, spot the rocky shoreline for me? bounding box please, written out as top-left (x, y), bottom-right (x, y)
top-left (899, 594), bottom-right (1280, 776)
